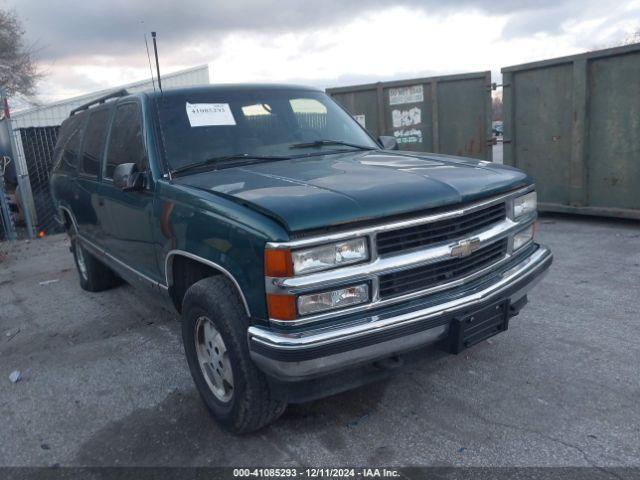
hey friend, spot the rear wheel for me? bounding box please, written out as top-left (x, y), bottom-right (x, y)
top-left (182, 276), bottom-right (286, 433)
top-left (68, 225), bottom-right (121, 292)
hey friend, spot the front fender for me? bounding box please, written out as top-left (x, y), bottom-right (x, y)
top-left (157, 181), bottom-right (289, 321)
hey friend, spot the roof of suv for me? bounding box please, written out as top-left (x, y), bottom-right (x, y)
top-left (68, 83), bottom-right (324, 118)
top-left (143, 83), bottom-right (324, 100)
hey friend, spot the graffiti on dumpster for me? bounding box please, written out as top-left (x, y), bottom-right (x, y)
top-left (393, 128), bottom-right (423, 144)
top-left (388, 85), bottom-right (424, 106)
top-left (392, 107), bottom-right (421, 128)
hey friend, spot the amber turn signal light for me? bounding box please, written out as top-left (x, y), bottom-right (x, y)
top-left (264, 249), bottom-right (293, 277)
top-left (266, 294), bottom-right (297, 321)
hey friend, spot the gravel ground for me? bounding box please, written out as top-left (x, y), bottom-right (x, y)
top-left (0, 214), bottom-right (638, 467)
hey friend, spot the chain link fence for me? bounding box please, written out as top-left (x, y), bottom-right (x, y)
top-left (16, 126), bottom-right (61, 236)
top-left (1, 125), bottom-right (62, 264)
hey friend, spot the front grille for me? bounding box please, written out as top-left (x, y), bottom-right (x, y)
top-left (379, 239), bottom-right (508, 299)
top-left (376, 202), bottom-right (506, 255)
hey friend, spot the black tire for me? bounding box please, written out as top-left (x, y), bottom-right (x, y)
top-left (69, 227), bottom-right (121, 292)
top-left (181, 276), bottom-right (287, 433)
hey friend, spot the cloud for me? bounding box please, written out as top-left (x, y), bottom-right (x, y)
top-left (9, 0), bottom-right (587, 62)
top-left (4, 0), bottom-right (637, 101)
top-left (500, 0), bottom-right (636, 39)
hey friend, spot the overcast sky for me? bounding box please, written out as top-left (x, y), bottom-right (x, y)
top-left (5, 0), bottom-right (640, 103)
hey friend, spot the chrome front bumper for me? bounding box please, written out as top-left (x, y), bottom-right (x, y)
top-left (248, 244), bottom-right (552, 381)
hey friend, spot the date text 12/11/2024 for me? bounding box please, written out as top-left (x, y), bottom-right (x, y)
top-left (232, 468), bottom-right (401, 478)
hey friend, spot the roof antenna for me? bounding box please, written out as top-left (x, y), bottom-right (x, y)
top-left (151, 31), bottom-right (163, 93)
top-left (144, 33), bottom-right (157, 92)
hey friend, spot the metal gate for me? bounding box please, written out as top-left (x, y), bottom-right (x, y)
top-left (502, 43), bottom-right (640, 220)
top-left (327, 71), bottom-right (494, 161)
top-left (17, 127), bottom-right (61, 235)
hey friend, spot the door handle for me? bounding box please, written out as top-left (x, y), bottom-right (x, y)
top-left (98, 198), bottom-right (104, 207)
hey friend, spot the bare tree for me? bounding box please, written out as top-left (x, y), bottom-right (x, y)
top-left (621, 29), bottom-right (640, 46)
top-left (492, 96), bottom-right (503, 122)
top-left (592, 28), bottom-right (640, 50)
top-left (0, 9), bottom-right (40, 96)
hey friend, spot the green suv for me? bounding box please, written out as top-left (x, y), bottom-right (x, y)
top-left (50, 85), bottom-right (552, 433)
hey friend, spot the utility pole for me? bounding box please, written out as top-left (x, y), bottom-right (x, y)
top-left (0, 87), bottom-right (35, 239)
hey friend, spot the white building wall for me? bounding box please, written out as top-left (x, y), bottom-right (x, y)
top-left (11, 65), bottom-right (209, 129)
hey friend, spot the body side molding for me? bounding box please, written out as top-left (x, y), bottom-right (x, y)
top-left (61, 205), bottom-right (168, 292)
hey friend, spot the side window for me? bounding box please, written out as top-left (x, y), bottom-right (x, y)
top-left (105, 103), bottom-right (146, 179)
top-left (80, 109), bottom-right (111, 178)
top-left (53, 115), bottom-right (84, 173)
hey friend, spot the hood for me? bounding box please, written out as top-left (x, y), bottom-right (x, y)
top-left (174, 150), bottom-right (531, 232)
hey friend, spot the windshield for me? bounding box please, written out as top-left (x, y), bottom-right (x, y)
top-left (154, 88), bottom-right (379, 173)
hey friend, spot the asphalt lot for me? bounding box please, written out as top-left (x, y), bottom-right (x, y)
top-left (1, 214), bottom-right (639, 467)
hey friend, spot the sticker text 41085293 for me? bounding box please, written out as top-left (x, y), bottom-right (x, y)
top-left (186, 102), bottom-right (236, 127)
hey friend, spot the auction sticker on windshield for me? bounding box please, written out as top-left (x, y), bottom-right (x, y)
top-left (186, 102), bottom-right (236, 127)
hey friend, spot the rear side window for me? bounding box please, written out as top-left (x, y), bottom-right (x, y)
top-left (105, 103), bottom-right (146, 179)
top-left (80, 108), bottom-right (111, 178)
top-left (53, 115), bottom-right (84, 173)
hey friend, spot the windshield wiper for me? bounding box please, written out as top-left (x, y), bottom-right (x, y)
top-left (171, 153), bottom-right (292, 176)
top-left (289, 139), bottom-right (376, 151)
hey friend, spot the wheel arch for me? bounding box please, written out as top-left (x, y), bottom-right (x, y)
top-left (165, 250), bottom-right (251, 316)
top-left (58, 205), bottom-right (78, 232)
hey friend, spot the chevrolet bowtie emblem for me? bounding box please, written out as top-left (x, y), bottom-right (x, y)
top-left (450, 237), bottom-right (481, 258)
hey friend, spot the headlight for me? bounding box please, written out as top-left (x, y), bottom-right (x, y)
top-left (513, 224), bottom-right (535, 251)
top-left (297, 284), bottom-right (369, 316)
top-left (291, 238), bottom-right (368, 275)
top-left (513, 191), bottom-right (537, 219)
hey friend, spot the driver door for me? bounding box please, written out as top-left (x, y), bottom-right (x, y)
top-left (98, 100), bottom-right (160, 283)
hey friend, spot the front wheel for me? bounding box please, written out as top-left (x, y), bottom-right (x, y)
top-left (181, 276), bottom-right (286, 433)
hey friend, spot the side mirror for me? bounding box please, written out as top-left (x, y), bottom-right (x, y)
top-left (378, 136), bottom-right (399, 150)
top-left (113, 163), bottom-right (145, 191)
